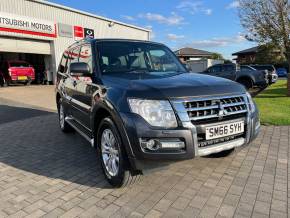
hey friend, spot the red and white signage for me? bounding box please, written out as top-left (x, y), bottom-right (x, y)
top-left (74, 26), bottom-right (84, 40)
top-left (0, 12), bottom-right (56, 38)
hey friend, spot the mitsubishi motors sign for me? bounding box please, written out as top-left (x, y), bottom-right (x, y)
top-left (0, 12), bottom-right (56, 38)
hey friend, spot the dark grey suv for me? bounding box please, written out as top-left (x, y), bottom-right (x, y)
top-left (56, 39), bottom-right (260, 187)
top-left (203, 64), bottom-right (269, 89)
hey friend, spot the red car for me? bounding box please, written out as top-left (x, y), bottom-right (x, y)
top-left (0, 61), bottom-right (35, 86)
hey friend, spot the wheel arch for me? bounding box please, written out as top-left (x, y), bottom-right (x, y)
top-left (236, 76), bottom-right (254, 88)
top-left (92, 104), bottom-right (136, 170)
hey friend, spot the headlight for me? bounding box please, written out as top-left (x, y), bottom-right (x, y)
top-left (128, 99), bottom-right (177, 128)
top-left (246, 92), bottom-right (255, 113)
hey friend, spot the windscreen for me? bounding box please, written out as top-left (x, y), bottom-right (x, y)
top-left (10, 62), bottom-right (30, 67)
top-left (97, 41), bottom-right (186, 76)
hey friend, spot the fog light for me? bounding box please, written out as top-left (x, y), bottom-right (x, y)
top-left (140, 139), bottom-right (160, 151)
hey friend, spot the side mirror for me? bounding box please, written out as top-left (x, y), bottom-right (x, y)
top-left (70, 62), bottom-right (90, 77)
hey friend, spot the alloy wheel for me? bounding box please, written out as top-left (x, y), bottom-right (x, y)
top-left (101, 129), bottom-right (120, 177)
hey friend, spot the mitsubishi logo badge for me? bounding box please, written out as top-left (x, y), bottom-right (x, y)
top-left (217, 101), bottom-right (228, 120)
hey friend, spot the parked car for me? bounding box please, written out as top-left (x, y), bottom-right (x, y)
top-left (202, 64), bottom-right (269, 90)
top-left (56, 39), bottom-right (260, 187)
top-left (0, 60), bottom-right (35, 86)
top-left (250, 64), bottom-right (278, 84)
top-left (276, 68), bottom-right (288, 77)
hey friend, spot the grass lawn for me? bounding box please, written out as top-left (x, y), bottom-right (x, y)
top-left (254, 80), bottom-right (290, 125)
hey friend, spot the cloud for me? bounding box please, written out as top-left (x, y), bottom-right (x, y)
top-left (177, 1), bottom-right (212, 15)
top-left (203, 9), bottom-right (212, 15)
top-left (139, 12), bottom-right (185, 25)
top-left (167, 34), bottom-right (185, 41)
top-left (185, 34), bottom-right (246, 48)
top-left (121, 15), bottom-right (135, 21)
top-left (226, 1), bottom-right (240, 9)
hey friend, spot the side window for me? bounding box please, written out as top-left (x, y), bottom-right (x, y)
top-left (79, 44), bottom-right (92, 73)
top-left (223, 65), bottom-right (234, 72)
top-left (150, 49), bottom-right (178, 71)
top-left (69, 46), bottom-right (80, 64)
top-left (209, 66), bottom-right (221, 73)
top-left (67, 46), bottom-right (80, 74)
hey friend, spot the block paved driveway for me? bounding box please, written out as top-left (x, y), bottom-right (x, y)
top-left (0, 86), bottom-right (289, 218)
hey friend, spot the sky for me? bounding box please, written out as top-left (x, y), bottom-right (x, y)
top-left (48, 0), bottom-right (256, 60)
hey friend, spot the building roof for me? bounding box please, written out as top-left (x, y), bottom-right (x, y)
top-left (29, 0), bottom-right (150, 33)
top-left (174, 47), bottom-right (213, 57)
top-left (232, 46), bottom-right (259, 56)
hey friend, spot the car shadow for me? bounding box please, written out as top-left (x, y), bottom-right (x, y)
top-left (0, 105), bottom-right (111, 188)
top-left (0, 105), bottom-right (52, 124)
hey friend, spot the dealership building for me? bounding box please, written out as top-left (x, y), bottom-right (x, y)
top-left (0, 0), bottom-right (150, 82)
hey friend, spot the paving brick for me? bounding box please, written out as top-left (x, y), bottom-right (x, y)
top-left (218, 204), bottom-right (235, 217)
top-left (0, 93), bottom-right (290, 218)
top-left (254, 200), bottom-right (270, 215)
top-left (144, 209), bottom-right (162, 218)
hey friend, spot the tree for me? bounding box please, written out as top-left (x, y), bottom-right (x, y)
top-left (255, 43), bottom-right (286, 65)
top-left (211, 52), bottom-right (224, 60)
top-left (238, 0), bottom-right (290, 96)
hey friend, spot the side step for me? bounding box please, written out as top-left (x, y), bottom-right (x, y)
top-left (65, 117), bottom-right (95, 147)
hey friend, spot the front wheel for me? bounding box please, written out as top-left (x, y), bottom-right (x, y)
top-left (97, 117), bottom-right (141, 187)
top-left (237, 78), bottom-right (253, 90)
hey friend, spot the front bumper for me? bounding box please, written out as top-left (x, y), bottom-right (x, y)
top-left (120, 108), bottom-right (260, 171)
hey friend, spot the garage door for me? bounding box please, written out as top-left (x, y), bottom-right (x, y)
top-left (0, 37), bottom-right (51, 55)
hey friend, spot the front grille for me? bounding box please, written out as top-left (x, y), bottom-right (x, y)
top-left (183, 95), bottom-right (248, 124)
top-left (172, 95), bottom-right (249, 149)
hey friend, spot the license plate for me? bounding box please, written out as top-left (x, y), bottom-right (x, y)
top-left (18, 76), bottom-right (27, 80)
top-left (205, 121), bottom-right (244, 140)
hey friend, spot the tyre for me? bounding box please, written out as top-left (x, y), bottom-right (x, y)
top-left (97, 117), bottom-right (141, 187)
top-left (5, 80), bottom-right (10, 86)
top-left (24, 80), bottom-right (31, 86)
top-left (0, 77), bottom-right (4, 87)
top-left (238, 78), bottom-right (252, 90)
top-left (58, 98), bottom-right (74, 133)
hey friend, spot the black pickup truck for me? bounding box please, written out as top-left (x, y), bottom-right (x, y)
top-left (202, 64), bottom-right (270, 90)
top-left (56, 39), bottom-right (260, 187)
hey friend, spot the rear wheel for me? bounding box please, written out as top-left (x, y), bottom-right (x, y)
top-left (58, 98), bottom-right (74, 133)
top-left (97, 117), bottom-right (141, 187)
top-left (24, 80), bottom-right (31, 86)
top-left (5, 79), bottom-right (10, 86)
top-left (0, 76), bottom-right (4, 87)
